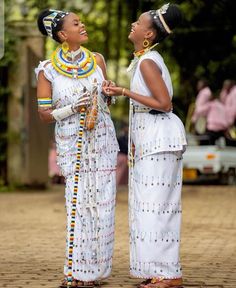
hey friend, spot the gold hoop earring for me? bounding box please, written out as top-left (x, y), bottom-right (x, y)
top-left (62, 41), bottom-right (69, 55)
top-left (143, 39), bottom-right (150, 48)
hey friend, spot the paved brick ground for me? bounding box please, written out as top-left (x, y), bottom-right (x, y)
top-left (0, 184), bottom-right (236, 288)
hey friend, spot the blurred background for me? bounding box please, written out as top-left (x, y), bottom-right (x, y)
top-left (0, 0), bottom-right (236, 189)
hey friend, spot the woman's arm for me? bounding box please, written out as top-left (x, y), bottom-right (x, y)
top-left (139, 59), bottom-right (172, 111)
top-left (94, 52), bottom-right (107, 80)
top-left (103, 59), bottom-right (172, 112)
top-left (37, 71), bottom-right (54, 123)
top-left (94, 52), bottom-right (115, 105)
top-left (37, 71), bottom-right (90, 123)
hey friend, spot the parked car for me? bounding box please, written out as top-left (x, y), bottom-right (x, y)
top-left (183, 134), bottom-right (236, 185)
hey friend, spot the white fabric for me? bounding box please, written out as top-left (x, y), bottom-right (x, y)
top-left (130, 51), bottom-right (187, 157)
top-left (51, 104), bottom-right (74, 121)
top-left (35, 59), bottom-right (119, 281)
top-left (130, 152), bottom-right (183, 279)
top-left (51, 90), bottom-right (90, 122)
top-left (129, 50), bottom-right (187, 279)
top-left (35, 60), bottom-right (56, 82)
top-left (131, 50), bottom-right (173, 106)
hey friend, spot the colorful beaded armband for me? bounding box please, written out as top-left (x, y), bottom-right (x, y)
top-left (38, 98), bottom-right (52, 108)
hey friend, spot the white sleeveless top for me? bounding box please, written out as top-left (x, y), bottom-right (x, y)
top-left (131, 50), bottom-right (173, 106)
top-left (129, 50), bottom-right (187, 158)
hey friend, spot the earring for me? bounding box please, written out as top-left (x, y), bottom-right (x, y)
top-left (143, 39), bottom-right (150, 48)
top-left (62, 41), bottom-right (69, 55)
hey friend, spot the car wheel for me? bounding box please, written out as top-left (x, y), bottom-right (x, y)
top-left (226, 168), bottom-right (236, 185)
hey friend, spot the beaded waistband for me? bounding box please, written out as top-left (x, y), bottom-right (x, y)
top-left (133, 106), bottom-right (164, 114)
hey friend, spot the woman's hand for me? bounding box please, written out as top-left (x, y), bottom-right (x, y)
top-left (102, 80), bottom-right (123, 97)
top-left (102, 80), bottom-right (115, 95)
top-left (72, 93), bottom-right (91, 112)
top-left (102, 85), bottom-right (124, 97)
top-left (102, 80), bottom-right (116, 88)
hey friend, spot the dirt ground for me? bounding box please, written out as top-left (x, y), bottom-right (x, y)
top-left (0, 184), bottom-right (236, 288)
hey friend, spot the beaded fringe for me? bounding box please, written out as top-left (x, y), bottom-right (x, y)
top-left (67, 108), bottom-right (86, 287)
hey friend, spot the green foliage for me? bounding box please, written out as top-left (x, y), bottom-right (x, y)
top-left (2, 0), bottom-right (235, 106)
top-left (153, 0), bottom-right (236, 118)
top-left (1, 0), bottom-right (235, 185)
top-left (0, 8), bottom-right (19, 185)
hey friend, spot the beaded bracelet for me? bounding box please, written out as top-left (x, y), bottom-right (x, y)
top-left (38, 97), bottom-right (52, 108)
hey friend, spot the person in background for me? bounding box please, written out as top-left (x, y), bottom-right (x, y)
top-left (219, 79), bottom-right (235, 104)
top-left (224, 83), bottom-right (236, 145)
top-left (48, 139), bottom-right (64, 184)
top-left (203, 95), bottom-right (229, 145)
top-left (222, 80), bottom-right (236, 125)
top-left (191, 79), bottom-right (212, 126)
top-left (116, 121), bottom-right (129, 186)
top-left (198, 80), bottom-right (236, 146)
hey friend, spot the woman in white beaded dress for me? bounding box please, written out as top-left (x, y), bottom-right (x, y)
top-left (103, 4), bottom-right (186, 288)
top-left (35, 9), bottom-right (119, 288)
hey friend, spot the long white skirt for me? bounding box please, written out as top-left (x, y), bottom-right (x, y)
top-left (61, 116), bottom-right (119, 282)
top-left (129, 151), bottom-right (183, 279)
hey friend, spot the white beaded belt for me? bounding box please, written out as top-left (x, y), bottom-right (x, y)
top-left (133, 106), bottom-right (165, 114)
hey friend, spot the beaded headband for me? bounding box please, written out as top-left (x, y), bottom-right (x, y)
top-left (43, 9), bottom-right (69, 38)
top-left (149, 3), bottom-right (172, 35)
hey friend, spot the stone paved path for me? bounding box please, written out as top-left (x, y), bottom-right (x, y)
top-left (0, 184), bottom-right (235, 288)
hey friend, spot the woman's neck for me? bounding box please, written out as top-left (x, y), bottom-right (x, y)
top-left (69, 43), bottom-right (81, 52)
top-left (134, 43), bottom-right (144, 53)
top-left (66, 45), bottom-right (82, 62)
top-left (133, 43), bottom-right (158, 58)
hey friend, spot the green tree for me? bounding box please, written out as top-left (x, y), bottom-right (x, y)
top-left (1, 0), bottom-right (235, 185)
top-left (169, 0), bottom-right (236, 113)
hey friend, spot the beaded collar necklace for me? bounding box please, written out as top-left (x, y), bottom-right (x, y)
top-left (51, 45), bottom-right (97, 79)
top-left (133, 43), bottom-right (158, 57)
top-left (127, 43), bottom-right (158, 74)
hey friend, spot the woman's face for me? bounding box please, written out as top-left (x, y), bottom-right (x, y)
top-left (128, 12), bottom-right (154, 45)
top-left (59, 12), bottom-right (88, 45)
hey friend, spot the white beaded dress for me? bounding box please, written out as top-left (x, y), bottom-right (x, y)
top-left (35, 57), bottom-right (119, 282)
top-left (128, 50), bottom-right (187, 279)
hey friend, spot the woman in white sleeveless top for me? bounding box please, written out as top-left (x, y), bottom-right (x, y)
top-left (104, 4), bottom-right (186, 288)
top-left (35, 9), bottom-right (119, 288)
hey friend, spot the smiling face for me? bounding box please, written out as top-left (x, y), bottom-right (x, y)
top-left (128, 12), bottom-right (156, 47)
top-left (58, 12), bottom-right (88, 46)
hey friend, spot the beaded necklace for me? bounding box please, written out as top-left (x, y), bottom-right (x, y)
top-left (51, 45), bottom-right (97, 79)
top-left (127, 43), bottom-right (158, 74)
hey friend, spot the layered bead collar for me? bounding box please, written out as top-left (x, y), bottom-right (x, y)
top-left (51, 45), bottom-right (97, 79)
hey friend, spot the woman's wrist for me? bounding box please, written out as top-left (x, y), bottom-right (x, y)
top-left (122, 88), bottom-right (131, 99)
top-left (122, 87), bottom-right (126, 96)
